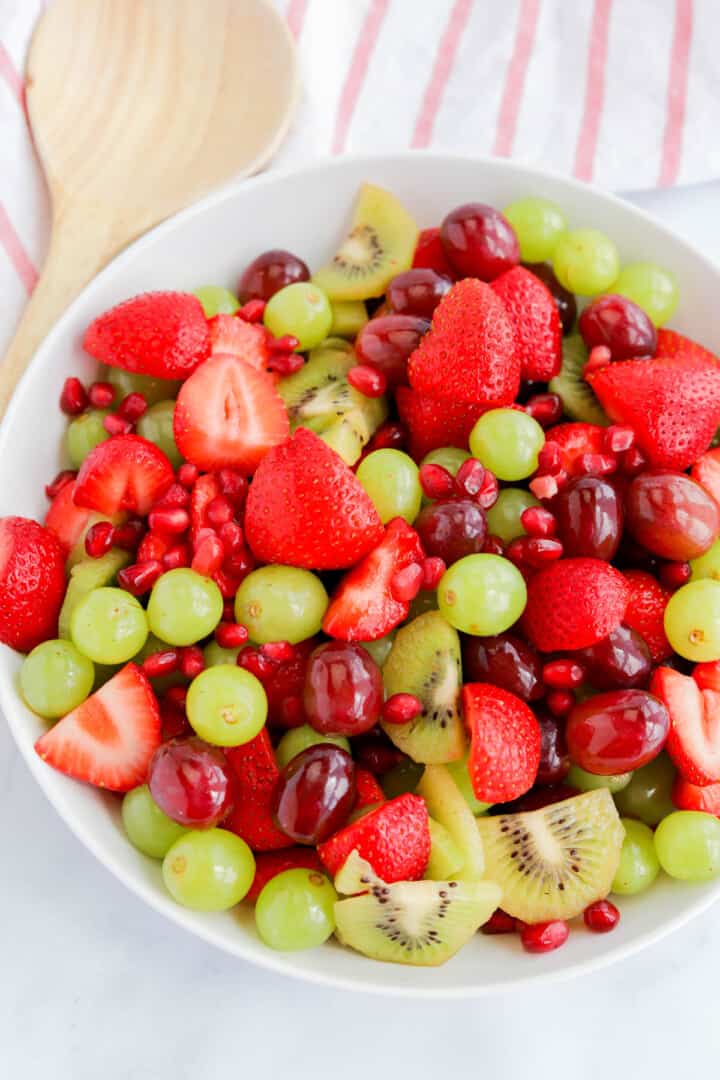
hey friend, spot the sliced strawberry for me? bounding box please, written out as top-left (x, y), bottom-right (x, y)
top-left (189, 473), bottom-right (221, 544)
top-left (395, 386), bottom-right (485, 461)
top-left (463, 683), bottom-right (541, 803)
top-left (691, 447), bottom-right (720, 507)
top-left (0, 516), bottom-right (65, 652)
top-left (652, 666), bottom-right (720, 785)
top-left (225, 728), bottom-right (292, 851)
top-left (208, 314), bottom-right (270, 371)
top-left (491, 265), bottom-right (562, 381)
top-left (694, 661), bottom-right (720, 692)
top-left (44, 480), bottom-right (94, 557)
top-left (245, 848), bottom-right (324, 903)
top-left (544, 422), bottom-right (611, 475)
top-left (522, 557), bottom-right (629, 652)
top-left (412, 226), bottom-right (456, 278)
top-left (73, 435), bottom-right (174, 516)
top-left (672, 775), bottom-right (720, 815)
top-left (655, 328), bottom-right (719, 367)
top-left (622, 570), bottom-right (674, 662)
top-left (355, 768), bottom-right (386, 810)
top-left (322, 518), bottom-right (425, 642)
top-left (317, 793), bottom-right (430, 882)
top-left (34, 664), bottom-right (161, 792)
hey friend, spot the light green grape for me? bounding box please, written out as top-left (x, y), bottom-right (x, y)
top-left (654, 811), bottom-right (720, 881)
top-left (275, 724), bottom-right (350, 769)
top-left (136, 401), bottom-right (182, 469)
top-left (612, 262), bottom-right (679, 326)
top-left (446, 751), bottom-right (491, 815)
top-left (356, 449), bottom-right (422, 524)
top-left (148, 568), bottom-right (224, 647)
top-left (204, 640), bottom-right (242, 667)
top-left (427, 817), bottom-right (465, 879)
top-left (553, 229), bottom-right (620, 296)
top-left (469, 409), bottom-right (545, 482)
top-left (421, 446), bottom-right (471, 476)
top-left (71, 587), bottom-right (148, 664)
top-left (437, 554), bottom-right (527, 636)
top-left (503, 197), bottom-right (567, 262)
top-left (264, 282), bottom-right (332, 351)
top-left (163, 829), bottom-right (255, 910)
top-left (193, 284), bottom-right (240, 317)
top-left (330, 300), bottom-right (368, 338)
top-left (186, 664), bottom-right (267, 747)
top-left (20, 639), bottom-right (95, 718)
top-left (235, 565), bottom-right (328, 644)
top-left (664, 580), bottom-right (720, 662)
top-left (66, 409), bottom-right (110, 468)
top-left (106, 366), bottom-right (181, 407)
top-left (613, 753), bottom-right (676, 826)
top-left (122, 784), bottom-right (188, 858)
top-left (255, 868), bottom-right (337, 951)
top-left (360, 633), bottom-right (395, 667)
top-left (611, 818), bottom-right (660, 895)
top-left (690, 538), bottom-right (720, 583)
top-left (567, 764), bottom-right (632, 794)
top-left (485, 488), bottom-right (540, 544)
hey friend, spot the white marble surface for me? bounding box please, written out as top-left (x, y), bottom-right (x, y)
top-left (4, 179), bottom-right (720, 1080)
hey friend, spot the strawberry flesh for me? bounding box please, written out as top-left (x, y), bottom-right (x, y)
top-left (73, 435), bottom-right (174, 516)
top-left (225, 728), bottom-right (293, 851)
top-left (317, 793), bottom-right (430, 882)
top-left (652, 666), bottom-right (720, 785)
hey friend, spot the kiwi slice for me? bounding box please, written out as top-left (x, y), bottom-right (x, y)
top-left (417, 765), bottom-right (485, 880)
top-left (330, 300), bottom-right (368, 338)
top-left (381, 612), bottom-right (466, 764)
top-left (312, 184), bottom-right (419, 301)
top-left (548, 334), bottom-right (610, 426)
top-left (277, 338), bottom-right (387, 465)
top-left (58, 549), bottom-right (131, 639)
top-left (477, 789), bottom-right (624, 923)
top-left (427, 818), bottom-right (465, 879)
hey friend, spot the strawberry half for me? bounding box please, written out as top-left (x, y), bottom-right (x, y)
top-left (245, 847), bottom-right (324, 903)
top-left (0, 516), bottom-right (66, 652)
top-left (691, 447), bottom-right (720, 506)
top-left (244, 428), bottom-right (383, 570)
top-left (73, 435), bottom-right (174, 516)
top-left (652, 666), bottom-right (720, 785)
top-left (396, 386), bottom-right (485, 460)
top-left (655, 328), bottom-right (719, 367)
top-left (672, 775), bottom-right (720, 815)
top-left (225, 728), bottom-right (292, 851)
top-left (83, 291), bottom-right (210, 379)
top-left (44, 480), bottom-right (94, 557)
top-left (463, 683), bottom-right (541, 803)
top-left (408, 279), bottom-right (519, 406)
top-left (322, 518), bottom-right (425, 641)
top-left (543, 422), bottom-right (611, 475)
top-left (622, 570), bottom-right (674, 662)
top-left (208, 314), bottom-right (270, 371)
top-left (173, 354), bottom-right (289, 473)
top-left (317, 793), bottom-right (430, 882)
top-left (491, 265), bottom-right (561, 381)
top-left (522, 557), bottom-right (629, 652)
top-left (34, 663), bottom-right (161, 791)
top-left (355, 768), bottom-right (386, 810)
top-left (694, 661), bottom-right (720, 692)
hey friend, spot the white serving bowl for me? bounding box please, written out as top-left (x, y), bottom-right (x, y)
top-left (1, 152), bottom-right (718, 997)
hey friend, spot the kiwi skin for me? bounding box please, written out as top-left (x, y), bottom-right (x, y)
top-left (548, 334), bottom-right (610, 427)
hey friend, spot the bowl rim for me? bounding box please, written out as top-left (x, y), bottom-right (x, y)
top-left (2, 149), bottom-right (720, 997)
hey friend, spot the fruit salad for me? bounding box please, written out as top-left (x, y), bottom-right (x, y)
top-left (4, 184), bottom-right (720, 967)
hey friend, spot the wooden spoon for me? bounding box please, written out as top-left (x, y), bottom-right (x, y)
top-left (0, 0), bottom-right (298, 417)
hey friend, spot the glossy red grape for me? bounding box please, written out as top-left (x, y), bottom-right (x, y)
top-left (552, 476), bottom-right (623, 561)
top-left (352, 733), bottom-right (404, 775)
top-left (148, 736), bottom-right (233, 827)
top-left (462, 633), bottom-right (544, 702)
top-left (578, 294), bottom-right (657, 360)
top-left (272, 744), bottom-right (356, 844)
top-left (565, 689), bottom-right (670, 775)
top-left (524, 262), bottom-right (577, 335)
top-left (576, 624), bottom-right (652, 690)
top-left (440, 203), bottom-right (519, 280)
top-left (625, 469), bottom-right (720, 561)
top-left (304, 642), bottom-right (383, 736)
top-left (414, 498), bottom-right (487, 565)
top-left (355, 314), bottom-right (430, 389)
top-left (536, 712), bottom-right (570, 785)
top-left (238, 249), bottom-right (310, 302)
top-left (387, 268), bottom-right (451, 318)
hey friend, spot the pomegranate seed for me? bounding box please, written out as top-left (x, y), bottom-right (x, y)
top-left (659, 561), bottom-right (691, 590)
top-left (161, 704), bottom-right (191, 741)
top-left (520, 920), bottom-right (569, 954)
top-left (481, 909), bottom-right (517, 935)
top-left (575, 452), bottom-right (617, 477)
top-left (214, 568), bottom-right (245, 598)
top-left (142, 650), bottom-right (180, 679)
top-left (584, 345), bottom-right (612, 373)
top-left (419, 463), bottom-right (455, 500)
top-left (136, 532), bottom-right (167, 562)
top-left (154, 483), bottom-right (190, 509)
top-left (455, 458), bottom-right (486, 498)
top-left (268, 334), bottom-right (300, 353)
top-left (238, 646), bottom-right (275, 680)
top-left (103, 413), bottom-right (133, 436)
top-left (280, 695), bottom-right (304, 727)
top-left (523, 537), bottom-right (564, 566)
top-left (365, 421), bottom-right (407, 453)
top-left (422, 556), bottom-right (446, 590)
top-left (390, 563), bottom-right (424, 603)
top-left (545, 689), bottom-right (575, 718)
top-left (117, 560), bottom-right (163, 596)
top-left (111, 519), bottom-right (144, 551)
top-left (192, 533), bottom-right (225, 576)
top-left (524, 393), bottom-right (563, 428)
top-left (604, 424), bottom-right (635, 454)
top-left (476, 470), bottom-right (499, 509)
top-left (542, 658), bottom-right (585, 689)
top-left (218, 520), bottom-right (244, 553)
top-left (583, 899), bottom-right (620, 933)
top-left (216, 622), bottom-right (249, 648)
top-left (217, 469), bottom-right (248, 507)
top-left (45, 469), bottom-right (76, 500)
top-left (347, 364), bottom-right (387, 398)
top-left (223, 548), bottom-right (254, 578)
top-left (521, 507), bottom-right (556, 538)
top-left (504, 538), bottom-right (529, 568)
top-left (163, 543), bottom-right (190, 570)
top-left (180, 646), bottom-right (205, 678)
top-left (482, 534), bottom-right (505, 556)
top-left (267, 351), bottom-right (304, 375)
top-left (117, 392), bottom-right (147, 422)
top-left (165, 685), bottom-right (188, 710)
top-left (238, 298), bottom-right (266, 323)
top-left (529, 472), bottom-right (565, 500)
top-left (620, 444), bottom-right (648, 476)
top-left (59, 377), bottom-right (87, 415)
top-left (260, 641), bottom-right (296, 663)
top-left (206, 495), bottom-right (234, 527)
top-left (537, 442), bottom-right (563, 476)
top-left (84, 521), bottom-right (115, 558)
top-left (88, 381), bottom-right (115, 408)
top-left (382, 693), bottom-right (423, 725)
top-left (148, 506), bottom-right (190, 536)
top-left (177, 463), bottom-right (199, 489)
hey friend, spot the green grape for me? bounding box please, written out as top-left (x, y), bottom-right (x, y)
top-left (163, 829), bottom-right (255, 910)
top-left (148, 568), bottom-right (224, 647)
top-left (552, 228), bottom-right (620, 296)
top-left (469, 409), bottom-right (545, 482)
top-left (381, 759), bottom-right (425, 799)
top-left (420, 446), bottom-right (471, 476)
top-left (20, 639), bottom-right (95, 718)
top-left (446, 751), bottom-right (491, 815)
top-left (360, 632), bottom-right (395, 667)
top-left (122, 784), bottom-right (188, 858)
top-left (654, 811), bottom-right (720, 882)
top-left (66, 409), bottom-right (110, 468)
top-left (426, 817), bottom-right (465, 879)
top-left (204, 640), bottom-right (242, 667)
top-left (106, 366), bottom-right (181, 407)
top-left (235, 565), bottom-right (328, 645)
top-left (664, 580), bottom-right (720, 662)
top-left (71, 586), bottom-right (148, 664)
top-left (275, 724), bottom-right (350, 769)
top-left (255, 868), bottom-right (337, 951)
top-left (136, 401), bottom-right (182, 469)
top-left (613, 753), bottom-right (676, 826)
top-left (193, 284), bottom-right (240, 317)
top-left (437, 554), bottom-right (527, 636)
top-left (186, 664), bottom-right (267, 747)
top-left (690, 538), bottom-right (720, 583)
top-left (611, 818), bottom-right (660, 895)
top-left (485, 488), bottom-right (540, 544)
top-left (356, 449), bottom-right (422, 524)
top-left (503, 197), bottom-right (568, 263)
top-left (567, 764), bottom-right (632, 794)
top-left (612, 262), bottom-right (679, 326)
top-left (264, 282), bottom-right (333, 351)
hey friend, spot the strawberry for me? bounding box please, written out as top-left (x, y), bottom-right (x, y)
top-left (395, 386), bottom-right (485, 460)
top-left (208, 314), bottom-right (269, 371)
top-left (691, 447), bottom-right (720, 506)
top-left (463, 683), bottom-right (541, 803)
top-left (225, 728), bottom-right (292, 851)
top-left (412, 226), bottom-right (456, 278)
top-left (672, 775), bottom-right (720, 815)
top-left (245, 848), bottom-right (324, 903)
top-left (317, 793), bottom-right (430, 882)
top-left (189, 473), bottom-right (221, 543)
top-left (244, 428), bottom-right (383, 570)
top-left (522, 557), bottom-right (629, 652)
top-left (44, 480), bottom-right (94, 557)
top-left (491, 266), bottom-right (561, 381)
top-left (355, 768), bottom-right (386, 809)
top-left (622, 570), bottom-right (674, 662)
top-left (322, 518), bottom-right (425, 641)
top-left (83, 291), bottom-right (210, 379)
top-left (588, 355), bottom-right (720, 470)
top-left (694, 661), bottom-right (720, 692)
top-left (173, 354), bottom-right (289, 473)
top-left (652, 666), bottom-right (720, 785)
top-left (407, 279), bottom-right (520, 406)
top-left (0, 517), bottom-right (66, 652)
top-left (73, 434), bottom-right (174, 516)
top-left (543, 422), bottom-right (611, 475)
top-left (34, 664), bottom-right (161, 791)
top-left (655, 328), bottom-right (719, 367)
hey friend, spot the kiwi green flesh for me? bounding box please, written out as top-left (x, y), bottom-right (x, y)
top-left (330, 300), bottom-right (368, 338)
top-left (548, 334), bottom-right (610, 427)
top-left (417, 765), bottom-right (485, 881)
top-left (58, 549), bottom-right (131, 639)
top-left (427, 818), bottom-right (465, 879)
top-left (477, 789), bottom-right (624, 923)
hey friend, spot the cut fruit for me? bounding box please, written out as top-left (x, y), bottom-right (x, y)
top-left (312, 184), bottom-right (418, 301)
top-left (73, 435), bottom-right (175, 516)
top-left (334, 850), bottom-right (383, 895)
top-left (58, 549), bottom-right (131, 639)
top-left (417, 764), bottom-right (485, 880)
top-left (318, 793), bottom-right (430, 882)
top-left (651, 665), bottom-right (720, 785)
top-left (381, 611), bottom-right (465, 764)
top-left (548, 334), bottom-right (610, 427)
top-left (330, 300), bottom-right (368, 338)
top-left (225, 729), bottom-right (292, 851)
top-left (396, 386), bottom-right (486, 461)
top-left (463, 684), bottom-right (541, 804)
top-left (427, 818), bottom-right (465, 879)
top-left (44, 481), bottom-right (94, 558)
top-left (477, 789), bottom-right (624, 923)
top-left (207, 314), bottom-right (270, 370)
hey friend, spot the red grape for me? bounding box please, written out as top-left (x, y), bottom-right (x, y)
top-left (579, 294), bottom-right (657, 360)
top-left (238, 249), bottom-right (310, 302)
top-left (576, 624), bottom-right (652, 690)
top-left (524, 263), bottom-right (577, 335)
top-left (414, 498), bottom-right (487, 565)
top-left (565, 689), bottom-right (670, 775)
top-left (304, 642), bottom-right (383, 736)
top-left (148, 737), bottom-right (232, 827)
top-left (387, 268), bottom-right (451, 318)
top-left (272, 744), bottom-right (356, 844)
top-left (553, 476), bottom-right (623, 561)
top-left (355, 314), bottom-right (430, 389)
top-left (462, 633), bottom-right (544, 702)
top-left (440, 203), bottom-right (519, 280)
top-left (625, 469), bottom-right (720, 561)
top-left (536, 712), bottom-right (570, 785)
